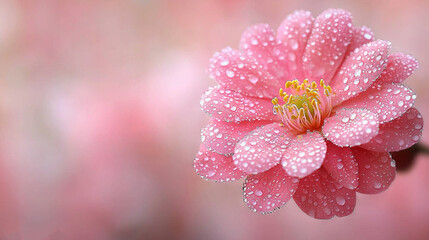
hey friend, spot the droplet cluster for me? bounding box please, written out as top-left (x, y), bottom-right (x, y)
top-left (323, 108), bottom-right (379, 147)
top-left (352, 148), bottom-right (396, 194)
top-left (201, 86), bottom-right (276, 122)
top-left (361, 107), bottom-right (423, 152)
top-left (330, 40), bottom-right (390, 105)
top-left (194, 145), bottom-right (246, 182)
top-left (377, 53), bottom-right (419, 84)
top-left (209, 47), bottom-right (280, 98)
top-left (243, 166), bottom-right (298, 214)
top-left (282, 131), bottom-right (327, 178)
top-left (293, 168), bottom-right (356, 219)
top-left (201, 119), bottom-right (268, 155)
top-left (323, 142), bottom-right (359, 189)
top-left (303, 9), bottom-right (353, 81)
top-left (233, 123), bottom-right (291, 174)
top-left (339, 83), bottom-right (416, 123)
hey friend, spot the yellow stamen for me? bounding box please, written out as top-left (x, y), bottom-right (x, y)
top-left (272, 79), bottom-right (333, 134)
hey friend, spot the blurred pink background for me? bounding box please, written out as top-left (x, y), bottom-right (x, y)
top-left (0, 0), bottom-right (428, 239)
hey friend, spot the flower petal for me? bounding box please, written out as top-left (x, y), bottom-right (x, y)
top-left (201, 119), bottom-right (270, 155)
top-left (194, 144), bottom-right (246, 182)
top-left (338, 83), bottom-right (416, 123)
top-left (233, 123), bottom-right (292, 174)
top-left (303, 9), bottom-right (353, 82)
top-left (346, 25), bottom-right (374, 55)
top-left (208, 47), bottom-right (280, 98)
top-left (293, 168), bottom-right (356, 219)
top-left (352, 147), bottom-right (396, 194)
top-left (277, 10), bottom-right (314, 80)
top-left (281, 131), bottom-right (327, 178)
top-left (360, 107), bottom-right (423, 152)
top-left (240, 24), bottom-right (276, 63)
top-left (200, 86), bottom-right (277, 122)
top-left (323, 142), bottom-right (359, 190)
top-left (376, 53), bottom-right (419, 84)
top-left (243, 165), bottom-right (299, 214)
top-left (322, 108), bottom-right (379, 147)
top-left (330, 40), bottom-right (391, 106)
top-left (239, 24), bottom-right (287, 82)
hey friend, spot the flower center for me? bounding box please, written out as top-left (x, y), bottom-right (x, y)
top-left (272, 79), bottom-right (333, 134)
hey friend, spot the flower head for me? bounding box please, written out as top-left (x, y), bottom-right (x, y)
top-left (195, 9), bottom-right (422, 219)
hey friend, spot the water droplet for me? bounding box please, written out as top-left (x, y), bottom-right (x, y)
top-left (226, 70), bottom-right (235, 78)
top-left (364, 33), bottom-right (372, 40)
top-left (249, 75), bottom-right (259, 84)
top-left (373, 182), bottom-right (382, 189)
top-left (220, 59), bottom-right (229, 66)
top-left (336, 196), bottom-right (346, 206)
top-left (289, 39), bottom-right (298, 50)
top-left (354, 69), bottom-right (362, 77)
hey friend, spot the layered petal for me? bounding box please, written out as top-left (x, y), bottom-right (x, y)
top-left (208, 47), bottom-right (280, 98)
top-left (376, 53), bottom-right (419, 84)
top-left (243, 165), bottom-right (299, 214)
top-left (276, 10), bottom-right (314, 80)
top-left (303, 9), bottom-right (353, 82)
top-left (281, 131), bottom-right (327, 178)
top-left (352, 148), bottom-right (396, 194)
top-left (323, 142), bottom-right (359, 189)
top-left (200, 86), bottom-right (276, 122)
top-left (201, 119), bottom-right (270, 155)
top-left (346, 25), bottom-right (374, 55)
top-left (330, 40), bottom-right (391, 105)
top-left (194, 144), bottom-right (246, 182)
top-left (239, 24), bottom-right (287, 82)
top-left (233, 123), bottom-right (292, 174)
top-left (338, 83), bottom-right (416, 123)
top-left (322, 108), bottom-right (379, 147)
top-left (240, 24), bottom-right (276, 63)
top-left (360, 107), bottom-right (423, 152)
top-left (293, 168), bottom-right (356, 219)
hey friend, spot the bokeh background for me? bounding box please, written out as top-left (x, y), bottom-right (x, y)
top-left (0, 0), bottom-right (428, 239)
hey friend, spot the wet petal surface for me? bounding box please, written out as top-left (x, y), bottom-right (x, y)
top-left (233, 123), bottom-right (292, 174)
top-left (323, 142), bottom-right (359, 189)
top-left (239, 24), bottom-right (286, 81)
top-left (194, 144), bottom-right (246, 182)
top-left (303, 9), bottom-right (353, 82)
top-left (200, 86), bottom-right (276, 122)
top-left (338, 83), bottom-right (416, 124)
top-left (276, 10), bottom-right (314, 80)
top-left (360, 107), bottom-right (423, 152)
top-left (243, 165), bottom-right (299, 214)
top-left (201, 119), bottom-right (270, 155)
top-left (352, 147), bottom-right (396, 194)
top-left (376, 52), bottom-right (419, 84)
top-left (293, 168), bottom-right (356, 219)
top-left (209, 47), bottom-right (280, 98)
top-left (281, 131), bottom-right (327, 178)
top-left (323, 108), bottom-right (379, 147)
top-left (330, 40), bottom-right (391, 105)
top-left (346, 25), bottom-right (374, 55)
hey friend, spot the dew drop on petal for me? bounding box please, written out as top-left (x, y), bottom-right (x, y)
top-left (226, 70), bottom-right (235, 78)
top-left (336, 196), bottom-right (346, 206)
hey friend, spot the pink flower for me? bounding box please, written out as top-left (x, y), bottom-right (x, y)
top-left (194, 9), bottom-right (423, 219)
